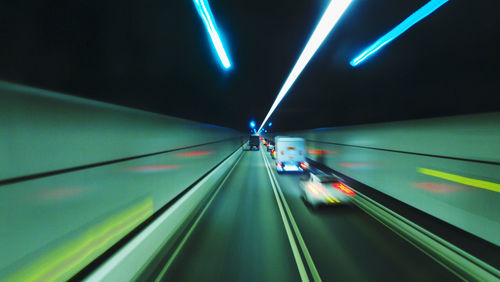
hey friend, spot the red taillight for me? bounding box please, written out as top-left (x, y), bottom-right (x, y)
top-left (333, 182), bottom-right (355, 196)
top-left (299, 162), bottom-right (307, 169)
top-left (277, 162), bottom-right (283, 168)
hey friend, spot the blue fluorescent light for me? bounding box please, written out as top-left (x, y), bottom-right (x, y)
top-left (257, 0), bottom-right (353, 132)
top-left (350, 0), bottom-right (449, 67)
top-left (249, 120), bottom-right (256, 128)
top-left (193, 0), bottom-right (231, 69)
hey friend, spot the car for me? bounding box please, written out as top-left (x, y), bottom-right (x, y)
top-left (267, 141), bottom-right (275, 151)
top-left (270, 148), bottom-right (276, 159)
top-left (299, 171), bottom-right (355, 208)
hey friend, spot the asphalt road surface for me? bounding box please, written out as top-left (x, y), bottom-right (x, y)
top-left (158, 148), bottom-right (459, 281)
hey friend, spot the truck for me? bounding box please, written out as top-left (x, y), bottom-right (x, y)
top-left (249, 134), bottom-right (260, 150)
top-left (275, 136), bottom-right (307, 172)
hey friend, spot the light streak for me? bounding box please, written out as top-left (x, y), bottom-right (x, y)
top-left (418, 168), bottom-right (500, 193)
top-left (193, 0), bottom-right (231, 68)
top-left (307, 149), bottom-right (339, 155)
top-left (333, 182), bottom-right (355, 196)
top-left (350, 0), bottom-right (450, 66)
top-left (176, 151), bottom-right (214, 157)
top-left (257, 0), bottom-right (353, 132)
top-left (6, 199), bottom-right (153, 281)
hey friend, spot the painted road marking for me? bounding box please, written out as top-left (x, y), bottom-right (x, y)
top-left (261, 148), bottom-right (322, 282)
top-left (260, 149), bottom-right (309, 281)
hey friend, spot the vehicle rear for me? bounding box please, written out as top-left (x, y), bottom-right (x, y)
top-left (300, 172), bottom-right (355, 208)
top-left (267, 140), bottom-right (275, 152)
top-left (275, 136), bottom-right (307, 172)
top-left (249, 134), bottom-right (260, 150)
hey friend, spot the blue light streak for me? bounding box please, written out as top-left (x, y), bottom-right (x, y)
top-left (257, 0), bottom-right (353, 132)
top-left (193, 0), bottom-right (231, 69)
top-left (350, 0), bottom-right (450, 67)
top-left (249, 120), bottom-right (256, 128)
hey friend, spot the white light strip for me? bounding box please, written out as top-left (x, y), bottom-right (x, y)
top-left (258, 0), bottom-right (353, 132)
top-left (194, 0), bottom-right (231, 69)
top-left (350, 0), bottom-right (449, 66)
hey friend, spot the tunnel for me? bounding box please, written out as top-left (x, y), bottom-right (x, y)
top-left (0, 0), bottom-right (499, 281)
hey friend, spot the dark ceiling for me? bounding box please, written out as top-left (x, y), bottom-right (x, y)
top-left (1, 0), bottom-right (499, 132)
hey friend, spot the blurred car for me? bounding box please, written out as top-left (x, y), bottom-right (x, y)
top-left (267, 141), bottom-right (275, 152)
top-left (300, 171), bottom-right (355, 208)
top-left (270, 148), bottom-right (276, 159)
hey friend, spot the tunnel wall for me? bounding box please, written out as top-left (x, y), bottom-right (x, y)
top-left (0, 81), bottom-right (245, 280)
top-left (284, 113), bottom-right (500, 246)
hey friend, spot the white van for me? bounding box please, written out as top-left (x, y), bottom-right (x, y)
top-left (275, 136), bottom-right (307, 172)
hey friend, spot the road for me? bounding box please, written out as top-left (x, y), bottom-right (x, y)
top-left (156, 148), bottom-right (459, 281)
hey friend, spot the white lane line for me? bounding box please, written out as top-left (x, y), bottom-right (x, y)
top-left (260, 149), bottom-right (322, 282)
top-left (154, 151), bottom-right (244, 281)
top-left (260, 149), bottom-right (310, 282)
top-left (266, 162), bottom-right (322, 281)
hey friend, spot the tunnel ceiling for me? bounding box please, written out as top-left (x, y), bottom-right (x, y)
top-left (1, 0), bottom-right (499, 132)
